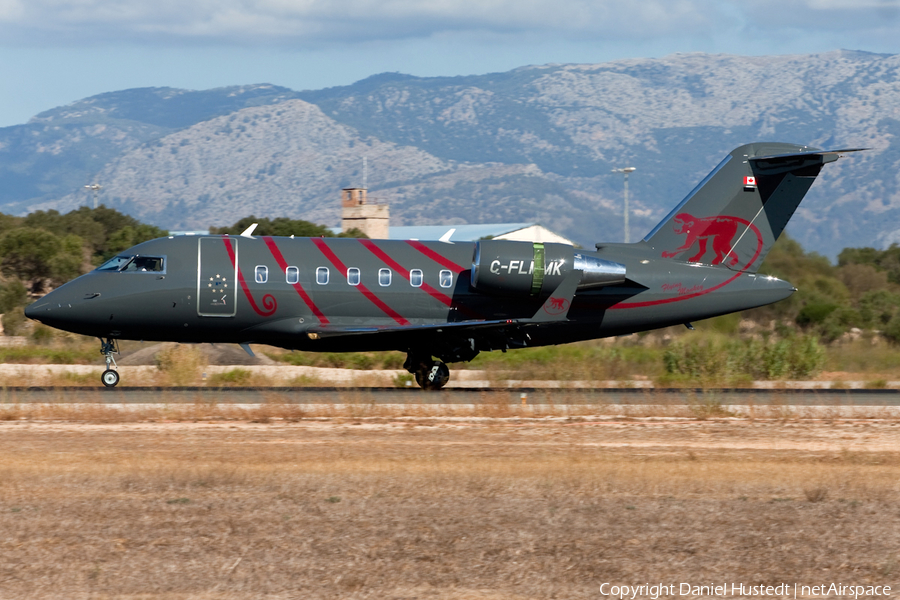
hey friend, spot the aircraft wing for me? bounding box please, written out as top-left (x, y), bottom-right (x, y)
top-left (305, 269), bottom-right (582, 340)
top-left (306, 318), bottom-right (526, 340)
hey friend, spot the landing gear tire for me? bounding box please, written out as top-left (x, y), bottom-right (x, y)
top-left (99, 337), bottom-right (120, 388)
top-left (415, 361), bottom-right (450, 391)
top-left (101, 369), bottom-right (120, 388)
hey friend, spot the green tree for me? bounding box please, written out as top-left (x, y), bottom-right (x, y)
top-left (0, 279), bottom-right (27, 313)
top-left (747, 234), bottom-right (847, 324)
top-left (23, 207), bottom-right (167, 264)
top-left (858, 289), bottom-right (900, 329)
top-left (49, 234), bottom-right (85, 284)
top-left (0, 228), bottom-right (84, 292)
top-left (838, 244), bottom-right (900, 285)
top-left (211, 216), bottom-right (367, 238)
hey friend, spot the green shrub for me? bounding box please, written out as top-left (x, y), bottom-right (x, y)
top-left (208, 368), bottom-right (253, 386)
top-left (859, 289), bottom-right (900, 328)
top-left (819, 307), bottom-right (862, 343)
top-left (0, 279), bottom-right (27, 313)
top-left (0, 346), bottom-right (91, 364)
top-left (393, 372), bottom-right (414, 387)
top-left (30, 324), bottom-right (56, 345)
top-left (2, 307), bottom-right (26, 336)
top-left (796, 302), bottom-right (838, 327)
top-left (883, 314), bottom-right (900, 344)
top-left (663, 334), bottom-right (824, 382)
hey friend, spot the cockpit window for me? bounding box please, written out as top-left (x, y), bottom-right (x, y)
top-left (95, 255), bottom-right (165, 273)
top-left (96, 255), bottom-right (134, 271)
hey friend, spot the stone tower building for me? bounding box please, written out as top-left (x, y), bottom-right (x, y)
top-left (341, 188), bottom-right (389, 239)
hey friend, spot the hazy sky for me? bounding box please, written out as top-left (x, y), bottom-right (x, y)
top-left (1, 0), bottom-right (898, 127)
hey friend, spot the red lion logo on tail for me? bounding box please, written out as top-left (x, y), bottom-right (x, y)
top-left (661, 213), bottom-right (739, 266)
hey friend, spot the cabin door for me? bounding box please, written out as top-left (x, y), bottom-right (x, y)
top-left (197, 237), bottom-right (238, 317)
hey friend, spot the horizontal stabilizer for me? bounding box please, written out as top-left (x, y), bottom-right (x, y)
top-left (749, 148), bottom-right (868, 163)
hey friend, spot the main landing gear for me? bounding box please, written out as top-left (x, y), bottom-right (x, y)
top-left (416, 361), bottom-right (450, 391)
top-left (405, 353), bottom-right (450, 390)
top-left (100, 338), bottom-right (120, 388)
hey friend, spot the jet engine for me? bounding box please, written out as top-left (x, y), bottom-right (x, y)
top-left (470, 240), bottom-right (626, 296)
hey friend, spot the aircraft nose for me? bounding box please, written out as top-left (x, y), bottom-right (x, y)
top-left (23, 294), bottom-right (63, 324)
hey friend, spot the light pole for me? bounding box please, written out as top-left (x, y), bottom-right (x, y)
top-left (612, 167), bottom-right (636, 243)
top-left (84, 183), bottom-right (102, 209)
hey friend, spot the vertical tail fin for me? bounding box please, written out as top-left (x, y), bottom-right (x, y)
top-left (644, 143), bottom-right (863, 273)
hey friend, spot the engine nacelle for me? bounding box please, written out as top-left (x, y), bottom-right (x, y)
top-left (470, 240), bottom-right (626, 296)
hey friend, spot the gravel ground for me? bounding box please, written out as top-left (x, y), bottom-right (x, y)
top-left (0, 419), bottom-right (898, 599)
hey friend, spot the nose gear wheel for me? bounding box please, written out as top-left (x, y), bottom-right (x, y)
top-left (101, 369), bottom-right (120, 388)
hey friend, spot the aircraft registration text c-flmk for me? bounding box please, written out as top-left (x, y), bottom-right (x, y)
top-left (25, 142), bottom-right (865, 389)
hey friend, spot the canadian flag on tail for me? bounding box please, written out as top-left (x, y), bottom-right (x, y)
top-left (743, 176), bottom-right (757, 187)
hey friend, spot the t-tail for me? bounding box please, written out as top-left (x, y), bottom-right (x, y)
top-left (644, 142), bottom-right (864, 273)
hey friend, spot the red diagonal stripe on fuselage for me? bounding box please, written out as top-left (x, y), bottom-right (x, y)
top-left (400, 239), bottom-right (487, 319)
top-left (406, 240), bottom-right (465, 272)
top-left (360, 239), bottom-right (453, 307)
top-left (223, 237), bottom-right (276, 317)
top-left (311, 237), bottom-right (410, 326)
top-left (262, 236), bottom-right (329, 324)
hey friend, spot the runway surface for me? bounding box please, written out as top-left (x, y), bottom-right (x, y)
top-left (2, 386), bottom-right (900, 405)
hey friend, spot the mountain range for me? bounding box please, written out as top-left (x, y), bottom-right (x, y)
top-left (3, 49), bottom-right (900, 257)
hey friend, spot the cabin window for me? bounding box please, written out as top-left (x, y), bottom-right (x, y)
top-left (255, 265), bottom-right (268, 284)
top-left (347, 267), bottom-right (360, 286)
top-left (286, 266), bottom-right (299, 285)
top-left (96, 255), bottom-right (165, 273)
top-left (410, 269), bottom-right (423, 287)
top-left (316, 267), bottom-right (329, 285)
top-left (379, 268), bottom-right (391, 287)
top-left (440, 270), bottom-right (453, 288)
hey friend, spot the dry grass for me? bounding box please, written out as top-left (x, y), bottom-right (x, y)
top-left (156, 345), bottom-right (208, 386)
top-left (0, 419), bottom-right (899, 599)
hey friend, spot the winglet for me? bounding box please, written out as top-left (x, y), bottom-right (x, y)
top-left (239, 343), bottom-right (256, 357)
top-left (240, 223), bottom-right (258, 238)
top-left (530, 269), bottom-right (582, 322)
top-left (438, 228), bottom-right (456, 243)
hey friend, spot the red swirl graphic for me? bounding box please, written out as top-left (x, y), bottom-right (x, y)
top-left (222, 238), bottom-right (277, 317)
top-left (251, 291), bottom-right (277, 317)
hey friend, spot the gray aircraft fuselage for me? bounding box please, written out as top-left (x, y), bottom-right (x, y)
top-left (25, 234), bottom-right (793, 350)
top-left (24, 142), bottom-right (863, 388)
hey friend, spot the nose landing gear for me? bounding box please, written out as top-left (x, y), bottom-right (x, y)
top-left (100, 338), bottom-right (120, 388)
